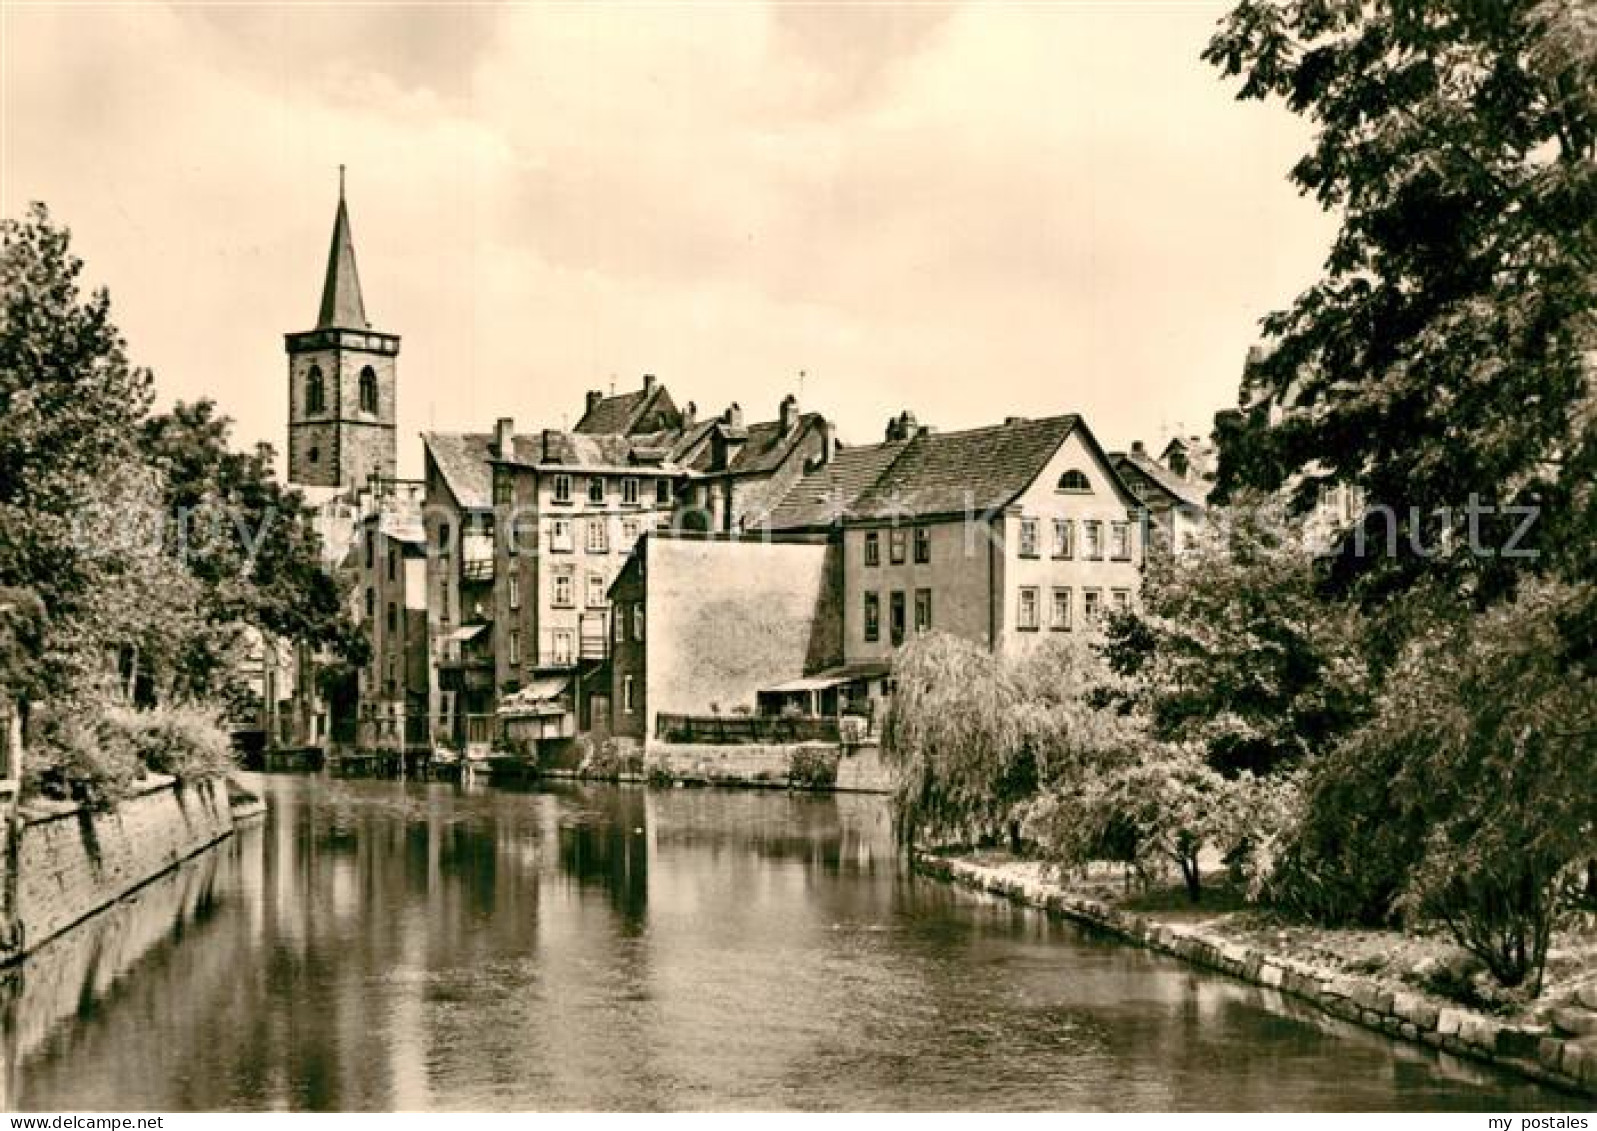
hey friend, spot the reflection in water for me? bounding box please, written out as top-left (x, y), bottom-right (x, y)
top-left (4, 774), bottom-right (1582, 1112)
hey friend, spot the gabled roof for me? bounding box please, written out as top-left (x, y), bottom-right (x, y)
top-left (849, 415), bottom-right (1086, 520)
top-left (1112, 449), bottom-right (1213, 511)
top-left (763, 440), bottom-right (912, 531)
top-left (683, 413), bottom-right (827, 478)
top-left (574, 382), bottom-right (680, 434)
top-left (422, 432), bottom-right (497, 509)
top-left (317, 190), bottom-right (368, 331)
top-left (509, 431), bottom-right (637, 468)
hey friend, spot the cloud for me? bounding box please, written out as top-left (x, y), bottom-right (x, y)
top-left (2, 2), bottom-right (1336, 475)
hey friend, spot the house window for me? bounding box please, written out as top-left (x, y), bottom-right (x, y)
top-left (1112, 588), bottom-right (1132, 613)
top-left (1084, 520), bottom-right (1104, 560)
top-left (889, 590), bottom-right (906, 645)
top-left (552, 630), bottom-right (573, 666)
top-left (387, 545), bottom-right (396, 581)
top-left (622, 477), bottom-right (639, 505)
top-left (621, 518), bottom-right (640, 546)
top-left (365, 588), bottom-right (374, 618)
top-left (494, 470), bottom-right (512, 506)
top-left (1111, 521), bottom-right (1133, 561)
top-left (586, 518), bottom-right (609, 554)
top-left (359, 366), bottom-right (378, 414)
top-left (550, 519), bottom-right (573, 553)
top-left (509, 573), bottom-right (520, 611)
top-left (1018, 586), bottom-right (1040, 631)
top-left (1057, 469), bottom-right (1090, 492)
top-left (553, 572), bottom-right (573, 608)
top-left (622, 675), bottom-right (636, 713)
top-left (614, 608), bottom-right (626, 643)
top-left (1052, 587), bottom-right (1072, 631)
top-left (553, 474), bottom-right (573, 503)
top-left (586, 573), bottom-right (606, 607)
top-left (1018, 518), bottom-right (1040, 558)
top-left (863, 592), bottom-right (880, 642)
top-left (913, 526), bottom-right (931, 564)
top-left (509, 629), bottom-right (521, 665)
top-left (914, 588), bottom-right (932, 633)
top-left (305, 365), bottom-right (325, 414)
top-left (864, 532), bottom-right (880, 567)
top-left (588, 476), bottom-right (605, 504)
top-left (438, 521), bottom-right (452, 556)
top-left (386, 602), bottom-right (398, 633)
top-left (633, 604), bottom-right (645, 642)
top-left (1083, 588), bottom-right (1103, 621)
top-left (308, 446), bottom-right (319, 465)
top-left (365, 529), bottom-right (374, 570)
top-left (656, 478), bottom-right (671, 504)
top-left (1052, 518), bottom-right (1073, 559)
top-left (889, 529), bottom-right (907, 565)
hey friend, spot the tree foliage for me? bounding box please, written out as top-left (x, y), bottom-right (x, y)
top-left (1204, 0), bottom-right (1597, 634)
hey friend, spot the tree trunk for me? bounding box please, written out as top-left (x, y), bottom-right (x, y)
top-left (1182, 853), bottom-right (1202, 903)
top-left (1007, 820), bottom-right (1023, 857)
top-left (1586, 858), bottom-right (1596, 905)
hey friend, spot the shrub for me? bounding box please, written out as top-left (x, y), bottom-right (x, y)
top-left (788, 746), bottom-right (839, 789)
top-left (111, 702), bottom-right (237, 782)
top-left (24, 703), bottom-right (145, 809)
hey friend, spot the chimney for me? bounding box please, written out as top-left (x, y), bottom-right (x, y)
top-left (779, 393), bottom-right (798, 435)
top-left (1131, 440), bottom-right (1146, 456)
top-left (642, 374), bottom-right (657, 393)
top-left (885, 410), bottom-right (918, 442)
top-left (585, 389), bottom-right (604, 415)
top-left (724, 402), bottom-right (744, 431)
top-left (682, 401), bottom-right (697, 428)
top-left (1004, 415), bottom-right (1027, 426)
top-left (493, 417), bottom-right (514, 459)
top-left (816, 418), bottom-right (834, 467)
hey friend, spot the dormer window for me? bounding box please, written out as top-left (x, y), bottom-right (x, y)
top-left (306, 365), bottom-right (326, 414)
top-left (1057, 469), bottom-right (1091, 492)
top-left (359, 365), bottom-right (378, 414)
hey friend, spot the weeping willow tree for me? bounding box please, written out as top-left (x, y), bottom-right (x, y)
top-left (881, 631), bottom-right (1135, 852)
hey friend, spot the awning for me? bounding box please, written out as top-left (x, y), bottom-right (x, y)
top-left (445, 624), bottom-right (488, 644)
top-left (498, 674), bottom-right (573, 716)
top-left (760, 662), bottom-right (891, 695)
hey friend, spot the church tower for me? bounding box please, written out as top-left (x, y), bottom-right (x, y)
top-left (285, 170), bottom-right (400, 489)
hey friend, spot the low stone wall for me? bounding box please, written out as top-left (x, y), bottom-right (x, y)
top-left (917, 853), bottom-right (1597, 1100)
top-left (5, 776), bottom-right (235, 963)
top-left (641, 741), bottom-right (893, 793)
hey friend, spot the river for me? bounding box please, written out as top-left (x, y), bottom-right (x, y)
top-left (3, 773), bottom-right (1581, 1111)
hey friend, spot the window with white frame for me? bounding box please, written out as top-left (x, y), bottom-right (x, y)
top-left (913, 526), bottom-right (931, 564)
top-left (622, 477), bottom-right (639, 505)
top-left (586, 573), bottom-right (606, 607)
top-left (1053, 518), bottom-right (1073, 559)
top-left (623, 675), bottom-right (636, 713)
top-left (614, 608), bottom-right (626, 643)
top-left (1083, 588), bottom-right (1103, 620)
top-left (586, 518), bottom-right (609, 554)
top-left (1110, 520), bottom-right (1132, 560)
top-left (1111, 588), bottom-right (1132, 612)
top-left (914, 588), bottom-right (932, 633)
top-left (1052, 587), bottom-right (1072, 630)
top-left (621, 518), bottom-right (640, 547)
top-left (1018, 586), bottom-right (1040, 630)
top-left (550, 518), bottom-right (574, 553)
top-left (508, 573), bottom-right (520, 610)
top-left (633, 604), bottom-right (645, 642)
top-left (553, 571), bottom-right (574, 608)
top-left (588, 476), bottom-right (605, 504)
top-left (552, 630), bottom-right (573, 665)
top-left (1018, 518), bottom-right (1039, 558)
top-left (889, 528), bottom-right (907, 564)
top-left (864, 532), bottom-right (880, 567)
top-left (1084, 520), bottom-right (1104, 560)
top-left (509, 629), bottom-right (521, 665)
top-left (552, 474), bottom-right (572, 504)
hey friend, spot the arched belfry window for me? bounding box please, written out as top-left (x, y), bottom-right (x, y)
top-left (1057, 469), bottom-right (1091, 492)
top-left (359, 366), bottom-right (378, 414)
top-left (306, 365), bottom-right (325, 414)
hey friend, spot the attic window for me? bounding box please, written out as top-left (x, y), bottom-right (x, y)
top-left (1057, 470), bottom-right (1091, 492)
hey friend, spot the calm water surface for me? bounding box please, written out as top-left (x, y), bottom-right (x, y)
top-left (3, 774), bottom-right (1582, 1111)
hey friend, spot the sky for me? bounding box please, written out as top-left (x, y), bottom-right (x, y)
top-left (3, 1), bottom-right (1337, 478)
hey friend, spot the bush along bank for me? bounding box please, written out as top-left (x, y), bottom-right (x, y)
top-left (916, 853), bottom-right (1597, 1099)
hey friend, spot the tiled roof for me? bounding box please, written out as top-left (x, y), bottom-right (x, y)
top-left (422, 432), bottom-right (497, 509)
top-left (1112, 450), bottom-right (1213, 511)
top-left (574, 383), bottom-right (680, 434)
top-left (849, 415), bottom-right (1084, 520)
top-left (509, 431), bottom-right (637, 468)
top-left (683, 414), bottom-right (826, 477)
top-left (762, 441), bottom-right (911, 531)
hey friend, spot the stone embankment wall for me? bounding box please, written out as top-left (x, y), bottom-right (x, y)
top-left (918, 853), bottom-right (1597, 1100)
top-left (644, 741), bottom-right (892, 793)
top-left (3, 776), bottom-right (235, 964)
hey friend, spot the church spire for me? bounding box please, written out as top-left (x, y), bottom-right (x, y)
top-left (316, 166), bottom-right (368, 330)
